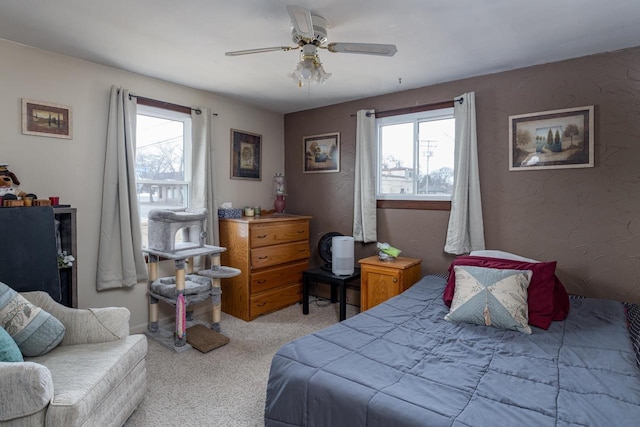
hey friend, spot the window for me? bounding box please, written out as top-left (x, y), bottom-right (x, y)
top-left (135, 105), bottom-right (192, 246)
top-left (376, 108), bottom-right (455, 201)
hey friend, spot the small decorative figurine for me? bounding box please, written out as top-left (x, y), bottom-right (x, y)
top-left (0, 164), bottom-right (28, 198)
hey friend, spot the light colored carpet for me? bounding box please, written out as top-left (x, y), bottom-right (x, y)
top-left (124, 299), bottom-right (358, 427)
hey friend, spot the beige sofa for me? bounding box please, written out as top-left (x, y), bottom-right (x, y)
top-left (0, 292), bottom-right (147, 427)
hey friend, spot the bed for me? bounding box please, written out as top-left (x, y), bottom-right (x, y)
top-left (264, 271), bottom-right (640, 426)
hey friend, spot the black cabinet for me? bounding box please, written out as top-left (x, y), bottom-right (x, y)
top-left (54, 207), bottom-right (77, 307)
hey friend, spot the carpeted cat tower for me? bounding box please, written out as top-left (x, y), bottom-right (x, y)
top-left (142, 208), bottom-right (240, 353)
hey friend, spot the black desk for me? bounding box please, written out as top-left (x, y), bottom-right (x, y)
top-left (302, 266), bottom-right (361, 321)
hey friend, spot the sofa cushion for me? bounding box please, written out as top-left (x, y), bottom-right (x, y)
top-left (0, 326), bottom-right (23, 362)
top-left (26, 334), bottom-right (147, 426)
top-left (0, 282), bottom-right (65, 357)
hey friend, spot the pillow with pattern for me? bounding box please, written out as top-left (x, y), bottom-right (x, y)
top-left (0, 282), bottom-right (65, 357)
top-left (445, 266), bottom-right (533, 334)
top-left (444, 255), bottom-right (569, 329)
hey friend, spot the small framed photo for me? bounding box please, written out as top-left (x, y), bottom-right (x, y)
top-left (303, 132), bottom-right (340, 174)
top-left (509, 105), bottom-right (594, 171)
top-left (231, 129), bottom-right (261, 180)
top-left (22, 99), bottom-right (73, 139)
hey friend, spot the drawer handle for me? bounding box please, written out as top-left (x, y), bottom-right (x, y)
top-left (393, 278), bottom-right (398, 283)
top-left (256, 235), bottom-right (267, 239)
top-left (257, 279), bottom-right (267, 284)
top-left (297, 249), bottom-right (306, 253)
top-left (256, 302), bottom-right (266, 307)
top-left (258, 256), bottom-right (269, 260)
top-left (297, 230), bottom-right (305, 233)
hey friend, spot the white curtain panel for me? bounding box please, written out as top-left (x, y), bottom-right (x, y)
top-left (190, 107), bottom-right (218, 246)
top-left (353, 109), bottom-right (377, 243)
top-left (97, 86), bottom-right (148, 290)
top-left (444, 92), bottom-right (486, 254)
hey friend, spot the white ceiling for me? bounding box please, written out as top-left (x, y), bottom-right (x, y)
top-left (2, 1), bottom-right (640, 114)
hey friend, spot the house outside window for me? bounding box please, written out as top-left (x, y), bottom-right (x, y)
top-left (135, 105), bottom-right (192, 247)
top-left (376, 108), bottom-right (455, 201)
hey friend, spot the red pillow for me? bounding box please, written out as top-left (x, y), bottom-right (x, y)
top-left (551, 275), bottom-right (570, 321)
top-left (444, 256), bottom-right (569, 329)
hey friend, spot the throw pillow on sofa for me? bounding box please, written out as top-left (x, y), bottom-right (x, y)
top-left (0, 325), bottom-right (23, 362)
top-left (0, 282), bottom-right (65, 357)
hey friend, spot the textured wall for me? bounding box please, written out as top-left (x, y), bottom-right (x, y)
top-left (285, 46), bottom-right (640, 304)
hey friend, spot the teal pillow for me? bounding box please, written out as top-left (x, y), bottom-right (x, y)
top-left (0, 282), bottom-right (65, 357)
top-left (0, 325), bottom-right (23, 362)
top-left (445, 266), bottom-right (533, 334)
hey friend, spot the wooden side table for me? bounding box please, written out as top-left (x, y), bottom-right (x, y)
top-left (358, 256), bottom-right (422, 311)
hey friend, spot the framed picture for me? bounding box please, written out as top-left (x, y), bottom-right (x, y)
top-left (509, 105), bottom-right (594, 171)
top-left (230, 129), bottom-right (261, 180)
top-left (22, 99), bottom-right (73, 139)
top-left (303, 132), bottom-right (340, 173)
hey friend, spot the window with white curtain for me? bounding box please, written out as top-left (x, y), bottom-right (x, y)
top-left (376, 108), bottom-right (455, 201)
top-left (135, 104), bottom-right (192, 246)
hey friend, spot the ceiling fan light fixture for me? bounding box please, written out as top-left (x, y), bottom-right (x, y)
top-left (288, 51), bottom-right (331, 88)
top-left (314, 63), bottom-right (331, 84)
top-left (227, 6), bottom-right (395, 87)
top-left (300, 59), bottom-right (314, 79)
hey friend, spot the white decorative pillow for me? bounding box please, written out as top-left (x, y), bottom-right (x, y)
top-left (469, 250), bottom-right (539, 263)
top-left (0, 282), bottom-right (65, 357)
top-left (445, 266), bottom-right (533, 334)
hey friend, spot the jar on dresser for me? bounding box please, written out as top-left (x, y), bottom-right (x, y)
top-left (218, 214), bottom-right (312, 321)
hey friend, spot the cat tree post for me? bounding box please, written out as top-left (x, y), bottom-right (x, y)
top-left (174, 258), bottom-right (187, 347)
top-left (197, 257), bottom-right (240, 332)
top-left (147, 254), bottom-right (160, 333)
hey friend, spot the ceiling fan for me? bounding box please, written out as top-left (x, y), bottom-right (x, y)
top-left (225, 5), bottom-right (398, 87)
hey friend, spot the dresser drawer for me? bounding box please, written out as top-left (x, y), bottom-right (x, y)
top-left (250, 282), bottom-right (301, 318)
top-left (251, 241), bottom-right (310, 269)
top-left (251, 260), bottom-right (308, 294)
top-left (250, 221), bottom-right (309, 248)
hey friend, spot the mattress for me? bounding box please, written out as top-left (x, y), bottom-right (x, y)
top-left (265, 275), bottom-right (640, 426)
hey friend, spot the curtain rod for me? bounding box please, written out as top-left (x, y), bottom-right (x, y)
top-left (351, 97), bottom-right (464, 118)
top-left (128, 93), bottom-right (218, 116)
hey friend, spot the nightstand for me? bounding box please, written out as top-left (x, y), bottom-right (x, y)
top-left (302, 266), bottom-right (360, 321)
top-left (358, 256), bottom-right (422, 311)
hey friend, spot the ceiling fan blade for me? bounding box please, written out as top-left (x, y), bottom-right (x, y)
top-left (287, 5), bottom-right (314, 40)
top-left (225, 46), bottom-right (295, 56)
top-left (327, 42), bottom-right (398, 57)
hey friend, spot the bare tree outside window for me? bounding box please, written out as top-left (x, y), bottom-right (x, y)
top-left (135, 107), bottom-right (192, 246)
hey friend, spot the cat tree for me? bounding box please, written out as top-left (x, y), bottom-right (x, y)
top-left (143, 208), bottom-right (239, 351)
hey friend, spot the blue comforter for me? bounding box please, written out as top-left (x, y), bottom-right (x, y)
top-left (265, 275), bottom-right (640, 426)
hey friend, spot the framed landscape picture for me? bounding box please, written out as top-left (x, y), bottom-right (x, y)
top-left (303, 132), bottom-right (340, 173)
top-left (22, 99), bottom-right (73, 139)
top-left (509, 105), bottom-right (594, 171)
top-left (230, 129), bottom-right (261, 180)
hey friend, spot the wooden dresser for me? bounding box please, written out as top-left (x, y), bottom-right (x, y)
top-left (219, 214), bottom-right (312, 321)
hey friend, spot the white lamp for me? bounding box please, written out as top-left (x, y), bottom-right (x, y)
top-left (288, 44), bottom-right (331, 88)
